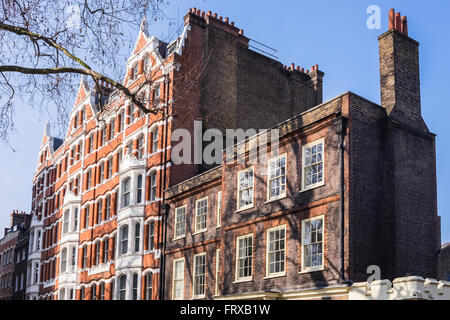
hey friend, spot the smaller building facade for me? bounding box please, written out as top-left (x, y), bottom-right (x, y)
top-left (0, 210), bottom-right (31, 300)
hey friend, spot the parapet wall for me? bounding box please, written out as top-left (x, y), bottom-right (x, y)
top-left (349, 276), bottom-right (450, 300)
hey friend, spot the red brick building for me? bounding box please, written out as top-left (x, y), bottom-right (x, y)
top-left (26, 8), bottom-right (324, 300)
top-left (26, 8), bottom-right (440, 300)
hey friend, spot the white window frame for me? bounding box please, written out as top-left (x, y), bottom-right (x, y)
top-left (194, 197), bottom-right (208, 234)
top-left (235, 234), bottom-right (253, 282)
top-left (216, 191), bottom-right (222, 228)
top-left (174, 205), bottom-right (186, 240)
top-left (236, 167), bottom-right (255, 211)
top-left (214, 249), bottom-right (220, 296)
top-left (301, 138), bottom-right (325, 192)
top-left (266, 225), bottom-right (287, 278)
top-left (301, 215), bottom-right (325, 273)
top-left (151, 127), bottom-right (159, 154)
top-left (267, 153), bottom-right (287, 201)
top-left (172, 258), bottom-right (185, 300)
top-left (192, 253), bottom-right (206, 299)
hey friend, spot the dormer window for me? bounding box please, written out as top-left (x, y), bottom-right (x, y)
top-left (132, 63), bottom-right (138, 80)
top-left (143, 57), bottom-right (151, 73)
top-left (154, 84), bottom-right (161, 99)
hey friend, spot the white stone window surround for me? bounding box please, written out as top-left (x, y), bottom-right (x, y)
top-left (114, 268), bottom-right (142, 300)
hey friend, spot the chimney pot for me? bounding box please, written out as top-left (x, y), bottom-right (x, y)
top-left (395, 12), bottom-right (401, 31)
top-left (213, 13), bottom-right (217, 18)
top-left (219, 16), bottom-right (223, 21)
top-left (193, 7), bottom-right (196, 13)
top-left (291, 63), bottom-right (295, 70)
top-left (296, 66), bottom-right (300, 71)
top-left (201, 11), bottom-right (205, 18)
top-left (389, 9), bottom-right (395, 30)
top-left (239, 29), bottom-right (244, 35)
top-left (315, 64), bottom-right (319, 71)
top-left (231, 21), bottom-right (235, 26)
top-left (225, 17), bottom-right (229, 23)
top-left (300, 67), bottom-right (304, 73)
top-left (207, 11), bottom-right (212, 16)
top-left (306, 69), bottom-right (310, 74)
top-left (401, 16), bottom-right (408, 36)
top-left (196, 9), bottom-right (201, 15)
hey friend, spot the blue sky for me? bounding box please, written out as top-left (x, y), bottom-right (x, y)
top-left (0, 0), bottom-right (449, 243)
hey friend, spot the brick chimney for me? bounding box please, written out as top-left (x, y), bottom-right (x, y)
top-left (378, 9), bottom-right (426, 130)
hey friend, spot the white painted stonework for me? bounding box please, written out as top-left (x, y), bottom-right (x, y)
top-left (349, 276), bottom-right (450, 300)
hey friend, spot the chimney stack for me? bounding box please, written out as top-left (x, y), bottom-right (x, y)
top-left (379, 9), bottom-right (425, 129)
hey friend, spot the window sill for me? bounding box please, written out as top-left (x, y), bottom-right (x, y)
top-left (264, 195), bottom-right (287, 204)
top-left (299, 182), bottom-right (325, 194)
top-left (234, 205), bottom-right (254, 213)
top-left (192, 230), bottom-right (207, 236)
top-left (233, 278), bottom-right (253, 284)
top-left (172, 236), bottom-right (186, 241)
top-left (299, 266), bottom-right (325, 274)
top-left (264, 272), bottom-right (286, 280)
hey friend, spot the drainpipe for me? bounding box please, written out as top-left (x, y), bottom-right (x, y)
top-left (337, 115), bottom-right (348, 284)
top-left (158, 74), bottom-right (170, 300)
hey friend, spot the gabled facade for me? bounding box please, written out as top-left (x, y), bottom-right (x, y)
top-left (26, 8), bottom-right (326, 300)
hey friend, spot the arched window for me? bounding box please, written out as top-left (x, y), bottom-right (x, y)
top-left (59, 288), bottom-right (65, 300)
top-left (63, 211), bottom-right (70, 234)
top-left (149, 172), bottom-right (157, 202)
top-left (96, 200), bottom-right (103, 225)
top-left (105, 196), bottom-right (111, 220)
top-left (60, 248), bottom-right (67, 273)
top-left (82, 246), bottom-right (87, 268)
top-left (146, 272), bottom-right (153, 300)
top-left (136, 175), bottom-right (143, 204)
top-left (99, 282), bottom-right (105, 300)
top-left (143, 56), bottom-right (150, 73)
top-left (107, 157), bottom-right (113, 179)
top-left (118, 275), bottom-right (126, 300)
top-left (130, 104), bottom-right (136, 123)
top-left (109, 119), bottom-right (115, 140)
top-left (148, 221), bottom-right (155, 250)
top-left (134, 223), bottom-right (140, 252)
top-left (119, 111), bottom-right (124, 132)
top-left (91, 283), bottom-right (97, 300)
top-left (137, 136), bottom-right (144, 159)
top-left (99, 162), bottom-right (105, 184)
top-left (122, 178), bottom-right (131, 208)
top-left (151, 127), bottom-right (158, 153)
top-left (95, 242), bottom-right (100, 266)
top-left (71, 246), bottom-right (76, 271)
top-left (120, 225), bottom-right (129, 255)
top-left (72, 208), bottom-right (78, 232)
top-left (103, 238), bottom-right (109, 264)
top-left (84, 205), bottom-right (90, 229)
top-left (132, 273), bottom-right (138, 300)
top-left (89, 134), bottom-right (94, 154)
